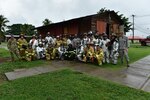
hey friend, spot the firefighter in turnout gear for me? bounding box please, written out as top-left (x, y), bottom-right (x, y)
top-left (81, 33), bottom-right (88, 48)
top-left (17, 34), bottom-right (28, 59)
top-left (83, 42), bottom-right (94, 62)
top-left (64, 44), bottom-right (76, 60)
top-left (45, 32), bottom-right (54, 48)
top-left (55, 36), bottom-right (63, 48)
top-left (46, 43), bottom-right (56, 60)
top-left (102, 34), bottom-right (110, 63)
top-left (57, 43), bottom-right (66, 60)
top-left (62, 34), bottom-right (68, 47)
top-left (94, 44), bottom-right (104, 66)
top-left (7, 34), bottom-right (21, 61)
top-left (36, 42), bottom-right (46, 59)
top-left (25, 44), bottom-right (36, 61)
top-left (29, 34), bottom-right (38, 50)
top-left (110, 34), bottom-right (119, 64)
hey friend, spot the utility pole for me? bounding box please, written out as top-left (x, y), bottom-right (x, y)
top-left (132, 15), bottom-right (135, 43)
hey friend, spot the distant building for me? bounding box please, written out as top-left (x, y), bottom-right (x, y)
top-left (35, 11), bottom-right (123, 38)
top-left (5, 35), bottom-right (32, 41)
top-left (128, 36), bottom-right (144, 40)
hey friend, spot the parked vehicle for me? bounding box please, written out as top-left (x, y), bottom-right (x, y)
top-left (140, 35), bottom-right (150, 46)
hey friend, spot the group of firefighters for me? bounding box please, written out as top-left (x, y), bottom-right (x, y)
top-left (7, 31), bottom-right (130, 67)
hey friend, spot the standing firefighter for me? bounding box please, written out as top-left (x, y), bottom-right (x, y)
top-left (7, 34), bottom-right (20, 61)
top-left (118, 32), bottom-right (130, 67)
top-left (45, 32), bottom-right (54, 48)
top-left (17, 34), bottom-right (28, 59)
top-left (29, 34), bottom-right (38, 50)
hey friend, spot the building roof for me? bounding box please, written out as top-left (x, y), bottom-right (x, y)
top-left (5, 35), bottom-right (32, 38)
top-left (35, 11), bottom-right (123, 30)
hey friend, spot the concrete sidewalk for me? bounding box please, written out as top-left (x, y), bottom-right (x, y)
top-left (5, 55), bottom-right (150, 92)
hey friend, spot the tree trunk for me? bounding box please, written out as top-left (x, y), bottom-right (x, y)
top-left (0, 31), bottom-right (4, 43)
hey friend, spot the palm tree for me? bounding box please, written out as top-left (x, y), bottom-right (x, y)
top-left (0, 15), bottom-right (9, 43)
top-left (42, 18), bottom-right (52, 26)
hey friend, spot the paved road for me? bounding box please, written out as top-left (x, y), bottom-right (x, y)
top-left (5, 55), bottom-right (150, 92)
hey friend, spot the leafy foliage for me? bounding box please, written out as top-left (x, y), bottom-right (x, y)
top-left (118, 14), bottom-right (132, 32)
top-left (7, 24), bottom-right (36, 36)
top-left (0, 15), bottom-right (9, 42)
top-left (42, 18), bottom-right (52, 26)
top-left (0, 15), bottom-right (9, 32)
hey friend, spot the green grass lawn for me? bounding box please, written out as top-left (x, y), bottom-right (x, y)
top-left (129, 44), bottom-right (150, 63)
top-left (0, 48), bottom-right (10, 58)
top-left (0, 69), bottom-right (149, 100)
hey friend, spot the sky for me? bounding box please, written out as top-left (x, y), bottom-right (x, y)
top-left (0, 0), bottom-right (150, 37)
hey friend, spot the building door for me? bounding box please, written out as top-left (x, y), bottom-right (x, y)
top-left (106, 23), bottom-right (110, 37)
top-left (96, 21), bottom-right (106, 34)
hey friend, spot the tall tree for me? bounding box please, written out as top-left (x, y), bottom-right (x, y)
top-left (118, 14), bottom-right (132, 33)
top-left (20, 24), bottom-right (35, 35)
top-left (97, 8), bottom-right (132, 33)
top-left (7, 24), bottom-right (22, 35)
top-left (42, 18), bottom-right (52, 26)
top-left (0, 15), bottom-right (9, 42)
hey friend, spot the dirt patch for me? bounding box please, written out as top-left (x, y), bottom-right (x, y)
top-left (0, 57), bottom-right (10, 64)
top-left (49, 60), bottom-right (125, 80)
top-left (0, 74), bottom-right (7, 85)
top-left (0, 58), bottom-right (10, 84)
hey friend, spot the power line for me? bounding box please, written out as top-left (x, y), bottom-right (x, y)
top-left (135, 29), bottom-right (150, 34)
top-left (134, 24), bottom-right (150, 33)
top-left (135, 29), bottom-right (149, 34)
top-left (134, 23), bottom-right (150, 30)
top-left (134, 25), bottom-right (150, 34)
top-left (130, 14), bottom-right (150, 37)
top-left (134, 24), bottom-right (148, 31)
top-left (135, 14), bottom-right (150, 18)
top-left (135, 23), bottom-right (150, 25)
top-left (135, 27), bottom-right (149, 34)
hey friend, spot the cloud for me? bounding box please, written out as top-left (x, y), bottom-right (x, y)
top-left (0, 0), bottom-right (150, 37)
